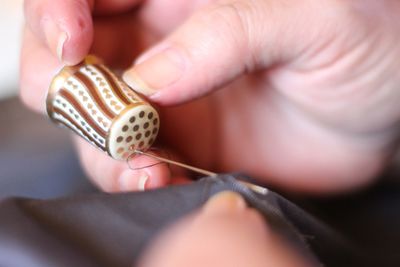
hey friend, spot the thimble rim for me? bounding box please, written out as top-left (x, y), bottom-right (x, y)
top-left (106, 103), bottom-right (160, 160)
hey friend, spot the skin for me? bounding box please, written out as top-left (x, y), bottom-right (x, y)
top-left (138, 191), bottom-right (314, 267)
top-left (20, 0), bottom-right (400, 194)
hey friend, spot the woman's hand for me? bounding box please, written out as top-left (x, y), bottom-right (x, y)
top-left (139, 191), bottom-right (314, 267)
top-left (21, 0), bottom-right (400, 194)
top-left (21, 0), bottom-right (200, 191)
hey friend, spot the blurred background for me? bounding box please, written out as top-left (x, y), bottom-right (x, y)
top-left (0, 0), bottom-right (95, 198)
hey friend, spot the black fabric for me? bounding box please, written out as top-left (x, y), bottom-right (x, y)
top-left (0, 174), bottom-right (392, 267)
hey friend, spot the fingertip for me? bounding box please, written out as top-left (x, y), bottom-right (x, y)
top-left (118, 169), bottom-right (149, 192)
top-left (26, 0), bottom-right (93, 65)
top-left (122, 1), bottom-right (252, 106)
top-left (116, 167), bottom-right (171, 193)
top-left (143, 164), bottom-right (172, 190)
top-left (125, 152), bottom-right (172, 191)
top-left (118, 160), bottom-right (172, 192)
top-left (202, 191), bottom-right (247, 215)
top-left (122, 45), bottom-right (186, 99)
top-left (60, 12), bottom-right (93, 65)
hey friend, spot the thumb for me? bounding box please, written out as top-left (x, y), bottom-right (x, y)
top-left (122, 1), bottom-right (296, 105)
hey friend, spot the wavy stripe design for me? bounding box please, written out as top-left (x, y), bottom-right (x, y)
top-left (59, 89), bottom-right (107, 137)
top-left (64, 76), bottom-right (110, 132)
top-left (79, 65), bottom-right (125, 114)
top-left (53, 107), bottom-right (105, 150)
top-left (53, 112), bottom-right (95, 146)
top-left (75, 71), bottom-right (116, 119)
top-left (53, 95), bottom-right (106, 144)
top-left (95, 64), bottom-right (131, 105)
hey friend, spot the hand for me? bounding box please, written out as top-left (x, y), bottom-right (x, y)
top-left (138, 191), bottom-right (313, 267)
top-left (21, 0), bottom-right (200, 191)
top-left (21, 0), bottom-right (400, 194)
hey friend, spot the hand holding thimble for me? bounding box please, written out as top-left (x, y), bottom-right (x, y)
top-left (46, 55), bottom-right (160, 161)
top-left (22, 0), bottom-right (395, 195)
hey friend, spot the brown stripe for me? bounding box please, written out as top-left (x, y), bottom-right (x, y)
top-left (75, 71), bottom-right (116, 119)
top-left (95, 64), bottom-right (131, 105)
top-left (53, 107), bottom-right (105, 150)
top-left (59, 89), bottom-right (107, 137)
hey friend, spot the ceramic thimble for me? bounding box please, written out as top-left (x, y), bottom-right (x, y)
top-left (46, 55), bottom-right (160, 160)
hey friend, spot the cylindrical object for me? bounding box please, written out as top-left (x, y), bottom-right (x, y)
top-left (46, 55), bottom-right (160, 160)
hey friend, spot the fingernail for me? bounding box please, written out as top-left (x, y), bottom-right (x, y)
top-left (137, 174), bottom-right (149, 191)
top-left (123, 47), bottom-right (186, 96)
top-left (56, 32), bottom-right (68, 62)
top-left (118, 171), bottom-right (149, 192)
top-left (203, 191), bottom-right (247, 214)
top-left (42, 19), bottom-right (69, 63)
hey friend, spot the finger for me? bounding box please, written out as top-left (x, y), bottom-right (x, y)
top-left (20, 28), bottom-right (174, 192)
top-left (122, 1), bottom-right (298, 105)
top-left (75, 137), bottom-right (172, 192)
top-left (24, 0), bottom-right (93, 64)
top-left (20, 26), bottom-right (62, 112)
top-left (24, 0), bottom-right (146, 64)
top-left (139, 191), bottom-right (313, 267)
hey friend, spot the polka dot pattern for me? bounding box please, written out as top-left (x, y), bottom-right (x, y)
top-left (108, 105), bottom-right (160, 160)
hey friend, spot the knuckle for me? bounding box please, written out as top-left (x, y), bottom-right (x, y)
top-left (193, 0), bottom-right (257, 67)
top-left (199, 1), bottom-right (253, 39)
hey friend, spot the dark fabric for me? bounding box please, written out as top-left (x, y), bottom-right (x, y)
top-left (0, 174), bottom-right (372, 267)
top-left (303, 170), bottom-right (400, 267)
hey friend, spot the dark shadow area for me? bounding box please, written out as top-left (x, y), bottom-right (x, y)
top-left (294, 167), bottom-right (400, 267)
top-left (0, 97), bottom-right (97, 198)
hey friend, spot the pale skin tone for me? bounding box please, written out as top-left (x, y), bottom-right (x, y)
top-left (138, 191), bottom-right (314, 267)
top-left (21, 0), bottom-right (400, 194)
top-left (21, 0), bottom-right (400, 264)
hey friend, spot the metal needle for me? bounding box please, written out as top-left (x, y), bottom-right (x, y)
top-left (134, 150), bottom-right (218, 177)
top-left (133, 150), bottom-right (268, 195)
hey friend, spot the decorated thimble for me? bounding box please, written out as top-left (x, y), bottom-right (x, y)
top-left (46, 55), bottom-right (160, 161)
